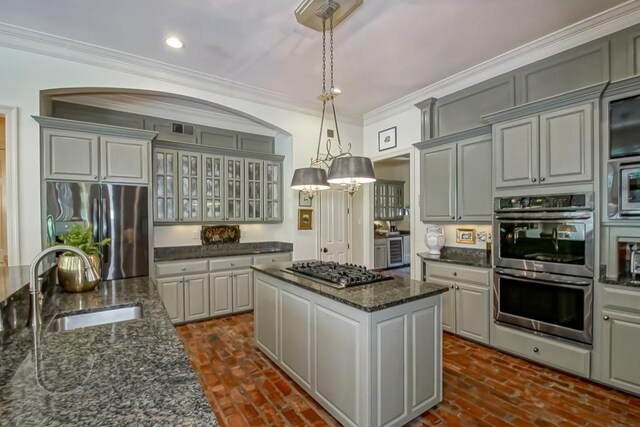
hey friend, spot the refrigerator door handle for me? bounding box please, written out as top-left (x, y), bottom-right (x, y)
top-left (102, 198), bottom-right (110, 264)
top-left (92, 198), bottom-right (100, 243)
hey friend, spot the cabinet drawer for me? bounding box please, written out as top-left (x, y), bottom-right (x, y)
top-left (253, 252), bottom-right (292, 266)
top-left (602, 285), bottom-right (640, 313)
top-left (491, 323), bottom-right (590, 377)
top-left (209, 256), bottom-right (253, 272)
top-left (425, 262), bottom-right (489, 287)
top-left (156, 260), bottom-right (208, 277)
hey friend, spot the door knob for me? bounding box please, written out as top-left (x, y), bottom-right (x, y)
top-left (322, 248), bottom-right (328, 253)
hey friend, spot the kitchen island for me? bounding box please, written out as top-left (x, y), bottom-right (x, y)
top-left (0, 277), bottom-right (217, 426)
top-left (252, 262), bottom-right (448, 427)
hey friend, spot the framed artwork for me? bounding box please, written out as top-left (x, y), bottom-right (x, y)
top-left (298, 209), bottom-right (313, 230)
top-left (378, 126), bottom-right (397, 151)
top-left (456, 228), bottom-right (476, 244)
top-left (298, 192), bottom-right (313, 207)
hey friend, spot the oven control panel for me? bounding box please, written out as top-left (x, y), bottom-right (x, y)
top-left (495, 193), bottom-right (593, 211)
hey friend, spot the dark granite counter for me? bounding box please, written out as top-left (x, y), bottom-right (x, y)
top-left (418, 247), bottom-right (492, 269)
top-left (252, 261), bottom-right (448, 312)
top-left (155, 241), bottom-right (293, 262)
top-left (0, 277), bottom-right (217, 426)
top-left (0, 266), bottom-right (29, 304)
top-left (600, 273), bottom-right (640, 289)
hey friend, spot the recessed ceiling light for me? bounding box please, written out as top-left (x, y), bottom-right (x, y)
top-left (165, 37), bottom-right (184, 49)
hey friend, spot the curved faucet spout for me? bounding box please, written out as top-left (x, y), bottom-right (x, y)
top-left (28, 245), bottom-right (99, 328)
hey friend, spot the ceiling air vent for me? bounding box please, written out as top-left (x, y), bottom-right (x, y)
top-left (171, 122), bottom-right (194, 135)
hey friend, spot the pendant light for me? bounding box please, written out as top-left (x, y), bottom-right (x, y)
top-left (290, 0), bottom-right (376, 197)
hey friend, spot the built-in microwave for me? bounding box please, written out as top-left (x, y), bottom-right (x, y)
top-left (610, 95), bottom-right (640, 159)
top-left (607, 156), bottom-right (640, 218)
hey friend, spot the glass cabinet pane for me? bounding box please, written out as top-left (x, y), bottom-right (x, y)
top-left (153, 149), bottom-right (178, 222)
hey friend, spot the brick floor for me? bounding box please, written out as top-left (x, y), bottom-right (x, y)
top-left (177, 313), bottom-right (640, 427)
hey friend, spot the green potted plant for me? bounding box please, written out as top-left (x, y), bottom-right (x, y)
top-left (56, 224), bottom-right (110, 292)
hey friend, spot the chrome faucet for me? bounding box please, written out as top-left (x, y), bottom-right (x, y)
top-left (28, 245), bottom-right (100, 328)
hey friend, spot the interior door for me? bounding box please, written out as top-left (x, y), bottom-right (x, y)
top-left (320, 187), bottom-right (349, 262)
top-left (0, 123), bottom-right (6, 266)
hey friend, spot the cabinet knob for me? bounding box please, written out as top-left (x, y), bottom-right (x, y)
top-left (449, 284), bottom-right (454, 289)
top-left (272, 258), bottom-right (276, 263)
top-left (603, 315), bottom-right (610, 321)
top-left (93, 175), bottom-right (98, 179)
top-left (531, 178), bottom-right (537, 182)
top-left (102, 176), bottom-right (106, 180)
top-left (229, 273), bottom-right (233, 277)
top-left (231, 263), bottom-right (235, 267)
top-left (451, 216), bottom-right (455, 220)
top-left (457, 216), bottom-right (462, 220)
top-left (540, 177), bottom-right (546, 182)
top-left (452, 272), bottom-right (457, 276)
top-left (455, 285), bottom-right (460, 290)
top-left (533, 347), bottom-right (539, 353)
top-left (181, 267), bottom-right (186, 271)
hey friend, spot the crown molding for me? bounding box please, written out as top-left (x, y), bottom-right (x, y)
top-left (0, 22), bottom-right (364, 126)
top-left (363, 0), bottom-right (640, 126)
top-left (32, 115), bottom-right (160, 139)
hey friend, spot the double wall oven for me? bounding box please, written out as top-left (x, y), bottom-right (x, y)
top-left (493, 193), bottom-right (594, 344)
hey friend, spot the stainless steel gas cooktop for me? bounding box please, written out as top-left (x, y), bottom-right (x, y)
top-left (284, 261), bottom-right (393, 289)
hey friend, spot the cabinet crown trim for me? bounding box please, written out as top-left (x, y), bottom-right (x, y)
top-left (482, 81), bottom-right (608, 124)
top-left (33, 115), bottom-right (159, 140)
top-left (603, 74), bottom-right (640, 98)
top-left (153, 139), bottom-right (285, 162)
top-left (413, 125), bottom-right (491, 150)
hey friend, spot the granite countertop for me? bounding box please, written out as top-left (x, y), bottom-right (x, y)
top-left (0, 277), bottom-right (217, 426)
top-left (600, 273), bottom-right (640, 289)
top-left (252, 261), bottom-right (448, 312)
top-left (155, 241), bottom-right (293, 262)
top-left (0, 266), bottom-right (30, 305)
top-left (418, 247), bottom-right (492, 269)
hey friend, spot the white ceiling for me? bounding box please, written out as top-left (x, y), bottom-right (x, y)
top-left (0, 0), bottom-right (628, 116)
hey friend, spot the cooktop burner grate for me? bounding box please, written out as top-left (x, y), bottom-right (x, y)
top-left (284, 261), bottom-right (393, 288)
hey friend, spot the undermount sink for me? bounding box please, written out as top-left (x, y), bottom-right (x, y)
top-left (49, 304), bottom-right (143, 333)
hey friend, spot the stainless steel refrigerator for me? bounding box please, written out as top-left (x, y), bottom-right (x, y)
top-left (45, 182), bottom-right (149, 280)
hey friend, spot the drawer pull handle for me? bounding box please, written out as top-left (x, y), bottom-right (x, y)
top-left (603, 315), bottom-right (610, 321)
top-left (533, 347), bottom-right (539, 353)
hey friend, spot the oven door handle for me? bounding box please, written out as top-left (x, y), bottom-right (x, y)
top-left (494, 269), bottom-right (592, 286)
top-left (494, 213), bottom-right (592, 220)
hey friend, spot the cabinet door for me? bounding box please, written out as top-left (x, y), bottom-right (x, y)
top-left (602, 309), bottom-right (640, 395)
top-left (202, 154), bottom-right (225, 221)
top-left (427, 277), bottom-right (455, 333)
top-left (374, 243), bottom-right (388, 270)
top-left (43, 128), bottom-right (99, 181)
top-left (420, 144), bottom-right (456, 222)
top-left (455, 283), bottom-right (490, 344)
top-left (101, 136), bottom-right (149, 184)
top-left (157, 277), bottom-right (184, 324)
top-left (264, 161), bottom-right (282, 222)
top-left (178, 151), bottom-right (202, 222)
top-left (184, 274), bottom-right (209, 322)
top-left (255, 274), bottom-right (279, 359)
top-left (494, 117), bottom-right (539, 188)
top-left (457, 136), bottom-right (492, 222)
top-left (153, 148), bottom-right (178, 222)
top-left (245, 159), bottom-right (264, 221)
top-left (233, 269), bottom-right (253, 312)
top-left (209, 271), bottom-right (233, 316)
top-left (539, 103), bottom-right (593, 185)
top-left (373, 183), bottom-right (382, 220)
top-left (402, 235), bottom-right (411, 265)
top-left (224, 156), bottom-right (245, 221)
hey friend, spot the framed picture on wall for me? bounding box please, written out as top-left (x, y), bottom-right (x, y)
top-left (298, 209), bottom-right (313, 230)
top-left (298, 192), bottom-right (312, 207)
top-left (456, 228), bottom-right (476, 244)
top-left (378, 126), bottom-right (397, 151)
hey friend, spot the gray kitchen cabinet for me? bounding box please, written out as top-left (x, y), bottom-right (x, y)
top-left (202, 153), bottom-right (225, 221)
top-left (100, 136), bottom-right (149, 184)
top-left (255, 273), bottom-right (280, 359)
top-left (157, 277), bottom-right (185, 324)
top-left (253, 252), bottom-right (292, 266)
top-left (233, 269), bottom-right (254, 312)
top-left (145, 117), bottom-right (196, 144)
top-left (238, 132), bottom-right (275, 154)
top-left (178, 151), bottom-right (202, 222)
top-left (374, 239), bottom-right (388, 270)
top-left (402, 235), bottom-right (411, 265)
top-left (199, 126), bottom-right (237, 150)
top-left (225, 156), bottom-right (244, 221)
top-left (153, 148), bottom-right (178, 222)
top-left (43, 128), bottom-right (100, 181)
top-left (264, 161), bottom-right (282, 222)
top-left (209, 271), bottom-right (234, 317)
top-left (491, 101), bottom-right (594, 189)
top-left (245, 159), bottom-right (263, 221)
top-left (184, 273), bottom-right (210, 322)
top-left (374, 180), bottom-right (405, 221)
top-left (417, 130), bottom-right (492, 223)
top-left (601, 309), bottom-right (640, 395)
top-left (423, 261), bottom-right (490, 344)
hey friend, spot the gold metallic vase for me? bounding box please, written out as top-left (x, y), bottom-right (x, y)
top-left (57, 253), bottom-right (102, 292)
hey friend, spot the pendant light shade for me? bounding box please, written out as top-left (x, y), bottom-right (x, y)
top-left (290, 167), bottom-right (331, 191)
top-left (327, 156), bottom-right (376, 184)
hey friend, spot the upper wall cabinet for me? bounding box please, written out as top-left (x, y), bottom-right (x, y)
top-left (415, 127), bottom-right (492, 223)
top-left (485, 83), bottom-right (605, 190)
top-left (36, 116), bottom-right (156, 185)
top-left (374, 180), bottom-right (405, 221)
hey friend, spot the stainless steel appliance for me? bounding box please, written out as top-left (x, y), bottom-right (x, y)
top-left (46, 182), bottom-right (149, 280)
top-left (609, 94), bottom-right (640, 159)
top-left (493, 193), bottom-right (594, 344)
top-left (607, 156), bottom-right (640, 218)
top-left (285, 261), bottom-right (392, 288)
top-left (387, 236), bottom-right (404, 268)
top-left (631, 249), bottom-right (640, 282)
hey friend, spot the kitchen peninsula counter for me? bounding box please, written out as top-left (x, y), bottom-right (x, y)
top-left (418, 246), bottom-right (492, 269)
top-left (154, 241), bottom-right (292, 262)
top-left (252, 261), bottom-right (447, 427)
top-left (0, 277), bottom-right (217, 426)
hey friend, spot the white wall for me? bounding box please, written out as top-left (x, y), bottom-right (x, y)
top-left (0, 45), bottom-right (363, 265)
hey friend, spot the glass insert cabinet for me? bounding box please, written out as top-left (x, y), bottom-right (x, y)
top-left (374, 179), bottom-right (405, 221)
top-left (153, 147), bottom-right (283, 223)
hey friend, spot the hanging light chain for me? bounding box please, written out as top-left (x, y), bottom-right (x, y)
top-left (330, 15), bottom-right (334, 90)
top-left (322, 18), bottom-right (327, 94)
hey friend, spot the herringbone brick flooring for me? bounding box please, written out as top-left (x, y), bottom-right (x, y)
top-left (177, 313), bottom-right (640, 426)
